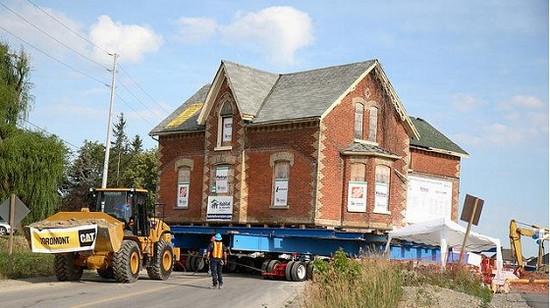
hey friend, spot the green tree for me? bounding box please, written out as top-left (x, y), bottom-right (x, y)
top-left (0, 43), bottom-right (67, 223)
top-left (62, 140), bottom-right (105, 211)
top-left (130, 135), bottom-right (143, 155)
top-left (109, 113), bottom-right (129, 187)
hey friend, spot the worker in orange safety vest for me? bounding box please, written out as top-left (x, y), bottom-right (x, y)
top-left (207, 233), bottom-right (228, 289)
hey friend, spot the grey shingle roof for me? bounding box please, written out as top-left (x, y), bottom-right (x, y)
top-left (222, 61), bottom-right (279, 117)
top-left (342, 142), bottom-right (399, 157)
top-left (254, 60), bottom-right (376, 123)
top-left (149, 84), bottom-right (210, 135)
top-left (409, 117), bottom-right (468, 156)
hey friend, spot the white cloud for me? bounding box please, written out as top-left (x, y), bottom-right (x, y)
top-left (177, 17), bottom-right (218, 43)
top-left (452, 94), bottom-right (486, 112)
top-left (500, 95), bottom-right (545, 110)
top-left (177, 6), bottom-right (314, 65)
top-left (0, 2), bottom-right (162, 65)
top-left (89, 15), bottom-right (163, 64)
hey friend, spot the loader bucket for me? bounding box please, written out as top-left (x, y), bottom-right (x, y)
top-left (25, 210), bottom-right (125, 254)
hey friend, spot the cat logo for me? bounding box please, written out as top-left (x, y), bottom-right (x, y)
top-left (78, 228), bottom-right (97, 247)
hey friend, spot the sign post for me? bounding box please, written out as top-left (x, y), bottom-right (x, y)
top-left (0, 195), bottom-right (31, 255)
top-left (459, 194), bottom-right (484, 264)
top-left (8, 194), bottom-right (15, 255)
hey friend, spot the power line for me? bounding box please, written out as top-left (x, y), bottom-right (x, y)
top-left (118, 65), bottom-right (171, 113)
top-left (118, 81), bottom-right (163, 119)
top-left (115, 93), bottom-right (156, 126)
top-left (0, 2), bottom-right (108, 70)
top-left (20, 118), bottom-right (80, 149)
top-left (0, 24), bottom-right (109, 86)
top-left (24, 0), bottom-right (112, 55)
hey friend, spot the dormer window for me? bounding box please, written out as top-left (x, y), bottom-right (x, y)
top-left (218, 101), bottom-right (233, 148)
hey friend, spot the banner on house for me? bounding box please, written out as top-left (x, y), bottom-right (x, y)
top-left (215, 167), bottom-right (229, 193)
top-left (177, 183), bottom-right (189, 208)
top-left (347, 181), bottom-right (367, 212)
top-left (273, 180), bottom-right (289, 206)
top-left (206, 196), bottom-right (233, 221)
top-left (30, 224), bottom-right (98, 253)
top-left (374, 182), bottom-right (389, 212)
top-left (222, 117), bottom-right (233, 142)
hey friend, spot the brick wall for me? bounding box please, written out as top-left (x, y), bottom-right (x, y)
top-left (245, 122), bottom-right (319, 225)
top-left (316, 69), bottom-right (411, 228)
top-left (409, 148), bottom-right (461, 221)
top-left (158, 133), bottom-right (205, 224)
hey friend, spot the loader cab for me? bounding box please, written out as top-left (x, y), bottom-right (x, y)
top-left (89, 188), bottom-right (150, 237)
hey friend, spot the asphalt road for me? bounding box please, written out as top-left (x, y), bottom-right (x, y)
top-left (521, 293), bottom-right (549, 308)
top-left (0, 271), bottom-right (303, 308)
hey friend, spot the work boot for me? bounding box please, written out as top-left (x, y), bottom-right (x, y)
top-left (210, 284), bottom-right (217, 289)
top-left (218, 284), bottom-right (223, 289)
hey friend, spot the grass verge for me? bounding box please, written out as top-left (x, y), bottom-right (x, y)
top-left (0, 235), bottom-right (54, 279)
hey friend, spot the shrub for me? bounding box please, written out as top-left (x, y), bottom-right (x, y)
top-left (304, 250), bottom-right (402, 308)
top-left (0, 252), bottom-right (54, 279)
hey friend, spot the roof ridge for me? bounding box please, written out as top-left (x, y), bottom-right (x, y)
top-left (221, 59), bottom-right (278, 76)
top-left (281, 59), bottom-right (377, 76)
top-left (254, 74), bottom-right (283, 118)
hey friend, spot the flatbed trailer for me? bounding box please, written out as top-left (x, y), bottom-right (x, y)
top-left (170, 225), bottom-right (440, 281)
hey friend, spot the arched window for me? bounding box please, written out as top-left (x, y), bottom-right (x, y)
top-left (354, 103), bottom-right (364, 139)
top-left (218, 101), bottom-right (233, 147)
top-left (176, 167), bottom-right (190, 208)
top-left (374, 165), bottom-right (390, 213)
top-left (272, 161), bottom-right (290, 207)
top-left (368, 106), bottom-right (378, 142)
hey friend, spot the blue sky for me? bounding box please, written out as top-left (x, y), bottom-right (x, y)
top-left (0, 0), bottom-right (547, 256)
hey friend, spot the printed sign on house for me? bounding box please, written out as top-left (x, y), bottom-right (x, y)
top-left (206, 196), bottom-right (233, 221)
top-left (374, 182), bottom-right (389, 212)
top-left (215, 167), bottom-right (229, 193)
top-left (222, 117), bottom-right (233, 142)
top-left (177, 184), bottom-right (189, 208)
top-left (347, 181), bottom-right (367, 212)
top-left (273, 179), bottom-right (289, 206)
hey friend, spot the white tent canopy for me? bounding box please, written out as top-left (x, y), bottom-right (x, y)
top-left (386, 217), bottom-right (503, 273)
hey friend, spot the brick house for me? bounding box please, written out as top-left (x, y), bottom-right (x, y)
top-left (150, 60), bottom-right (468, 232)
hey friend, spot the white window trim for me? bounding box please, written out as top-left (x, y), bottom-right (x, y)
top-left (353, 138), bottom-right (379, 146)
top-left (216, 100), bottom-right (233, 150)
top-left (373, 209), bottom-right (391, 215)
top-left (271, 160), bottom-right (290, 209)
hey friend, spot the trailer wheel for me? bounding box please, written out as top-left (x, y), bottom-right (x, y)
top-left (227, 257), bottom-right (238, 272)
top-left (261, 259), bottom-right (270, 272)
top-left (267, 260), bottom-right (278, 273)
top-left (113, 240), bottom-right (141, 283)
top-left (194, 256), bottom-right (205, 272)
top-left (291, 262), bottom-right (307, 281)
top-left (146, 240), bottom-right (174, 280)
top-left (97, 266), bottom-right (114, 279)
top-left (186, 255), bottom-right (194, 272)
top-left (306, 261), bottom-right (314, 280)
top-left (54, 253), bottom-right (83, 281)
top-left (285, 261), bottom-right (295, 281)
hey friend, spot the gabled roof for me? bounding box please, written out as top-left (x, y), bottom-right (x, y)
top-left (254, 60), bottom-right (376, 123)
top-left (149, 84), bottom-right (210, 135)
top-left (222, 61), bottom-right (279, 118)
top-left (409, 117), bottom-right (469, 157)
top-left (153, 59), bottom-right (420, 138)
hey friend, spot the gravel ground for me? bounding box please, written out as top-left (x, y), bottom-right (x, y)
top-left (398, 285), bottom-right (532, 308)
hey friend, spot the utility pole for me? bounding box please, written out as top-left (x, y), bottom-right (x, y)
top-left (101, 53), bottom-right (118, 188)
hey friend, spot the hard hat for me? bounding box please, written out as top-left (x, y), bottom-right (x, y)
top-left (215, 233), bottom-right (222, 241)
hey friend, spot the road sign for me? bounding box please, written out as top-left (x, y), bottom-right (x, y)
top-left (459, 194), bottom-right (484, 264)
top-left (0, 196), bottom-right (30, 225)
top-left (460, 194), bottom-right (484, 226)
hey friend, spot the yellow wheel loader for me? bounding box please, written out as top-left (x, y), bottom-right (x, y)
top-left (24, 188), bottom-right (180, 283)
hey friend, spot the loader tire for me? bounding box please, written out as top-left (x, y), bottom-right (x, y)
top-left (113, 240), bottom-right (141, 283)
top-left (147, 240), bottom-right (174, 280)
top-left (97, 266), bottom-right (114, 279)
top-left (54, 253), bottom-right (83, 281)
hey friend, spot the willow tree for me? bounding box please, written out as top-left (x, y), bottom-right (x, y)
top-left (0, 42), bottom-right (67, 223)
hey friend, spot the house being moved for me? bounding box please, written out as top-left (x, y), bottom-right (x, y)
top-left (150, 59), bottom-right (468, 232)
